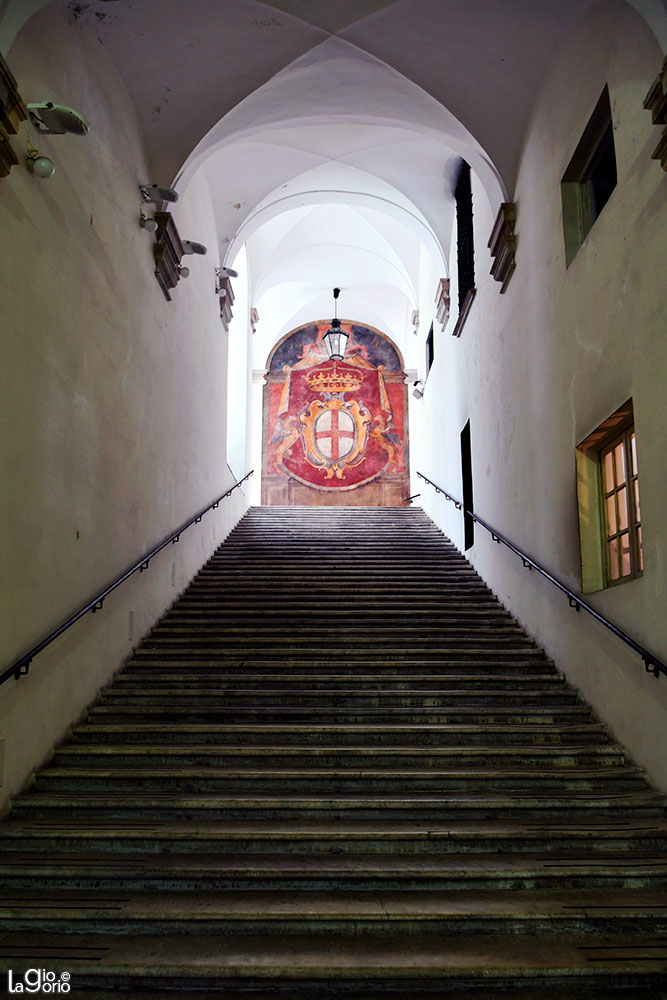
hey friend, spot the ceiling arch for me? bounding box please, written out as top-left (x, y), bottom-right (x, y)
top-left (8, 0), bottom-right (662, 196)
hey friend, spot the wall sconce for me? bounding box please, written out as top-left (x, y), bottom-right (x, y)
top-left (412, 380), bottom-right (424, 399)
top-left (25, 141), bottom-right (54, 178)
top-left (139, 211), bottom-right (158, 233)
top-left (177, 264), bottom-right (190, 278)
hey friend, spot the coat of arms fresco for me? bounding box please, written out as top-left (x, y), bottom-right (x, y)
top-left (263, 322), bottom-right (407, 499)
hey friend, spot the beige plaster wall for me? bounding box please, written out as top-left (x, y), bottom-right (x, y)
top-left (415, 1), bottom-right (667, 791)
top-left (0, 6), bottom-right (249, 812)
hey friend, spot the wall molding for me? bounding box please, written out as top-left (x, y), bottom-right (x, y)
top-left (488, 202), bottom-right (517, 293)
top-left (0, 53), bottom-right (28, 178)
top-left (643, 55), bottom-right (667, 171)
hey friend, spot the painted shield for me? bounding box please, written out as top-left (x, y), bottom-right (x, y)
top-left (313, 407), bottom-right (356, 462)
top-left (267, 325), bottom-right (405, 491)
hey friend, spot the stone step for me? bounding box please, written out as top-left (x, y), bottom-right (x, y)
top-left (1, 929), bottom-right (667, 997)
top-left (2, 818), bottom-right (666, 856)
top-left (100, 688), bottom-right (581, 706)
top-left (51, 744), bottom-right (628, 769)
top-left (3, 850), bottom-right (666, 892)
top-left (87, 704), bottom-right (595, 726)
top-left (123, 657), bottom-right (555, 672)
top-left (33, 765), bottom-right (647, 795)
top-left (69, 722), bottom-right (609, 746)
top-left (110, 673), bottom-right (567, 691)
top-left (1, 888), bottom-right (666, 937)
top-left (12, 789), bottom-right (664, 822)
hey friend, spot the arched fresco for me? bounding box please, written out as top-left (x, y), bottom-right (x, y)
top-left (262, 321), bottom-right (410, 506)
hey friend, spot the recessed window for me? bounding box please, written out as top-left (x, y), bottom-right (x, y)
top-left (452, 161), bottom-right (476, 336)
top-left (425, 322), bottom-right (434, 375)
top-left (600, 428), bottom-right (643, 584)
top-left (561, 86), bottom-right (617, 266)
top-left (576, 400), bottom-right (643, 593)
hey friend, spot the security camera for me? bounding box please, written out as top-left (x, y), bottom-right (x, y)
top-left (182, 240), bottom-right (207, 255)
top-left (27, 102), bottom-right (89, 136)
top-left (139, 184), bottom-right (178, 204)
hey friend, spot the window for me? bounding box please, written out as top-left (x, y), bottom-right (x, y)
top-left (600, 428), bottom-right (643, 585)
top-left (576, 400), bottom-right (643, 592)
top-left (561, 86), bottom-right (617, 266)
top-left (452, 160), bottom-right (476, 337)
top-left (460, 420), bottom-right (474, 550)
top-left (425, 322), bottom-right (434, 375)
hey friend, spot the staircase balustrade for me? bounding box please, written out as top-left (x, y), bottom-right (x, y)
top-left (417, 470), bottom-right (666, 679)
top-left (1, 470), bottom-right (253, 687)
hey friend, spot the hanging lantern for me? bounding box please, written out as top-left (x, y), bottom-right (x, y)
top-left (322, 287), bottom-right (349, 361)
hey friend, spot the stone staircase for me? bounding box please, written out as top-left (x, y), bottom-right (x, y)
top-left (1, 505), bottom-right (666, 998)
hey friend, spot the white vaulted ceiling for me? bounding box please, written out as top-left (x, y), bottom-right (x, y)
top-left (5, 0), bottom-right (664, 363)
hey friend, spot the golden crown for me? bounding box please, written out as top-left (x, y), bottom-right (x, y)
top-left (305, 362), bottom-right (365, 394)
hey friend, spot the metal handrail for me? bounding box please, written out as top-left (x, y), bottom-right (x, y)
top-left (417, 470), bottom-right (666, 679)
top-left (1, 470), bottom-right (254, 687)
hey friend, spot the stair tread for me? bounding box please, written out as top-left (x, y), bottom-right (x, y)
top-left (2, 850), bottom-right (665, 870)
top-left (2, 930), bottom-right (667, 975)
top-left (2, 887), bottom-right (667, 918)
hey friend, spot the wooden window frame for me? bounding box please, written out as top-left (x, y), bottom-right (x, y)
top-left (599, 427), bottom-right (643, 586)
top-left (576, 400), bottom-right (643, 593)
top-left (561, 86), bottom-right (617, 267)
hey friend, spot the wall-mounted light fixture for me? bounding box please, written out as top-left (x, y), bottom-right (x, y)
top-left (412, 380), bottom-right (424, 399)
top-left (177, 264), bottom-right (190, 279)
top-left (139, 211), bottom-right (158, 233)
top-left (322, 287), bottom-right (348, 361)
top-left (25, 141), bottom-right (55, 178)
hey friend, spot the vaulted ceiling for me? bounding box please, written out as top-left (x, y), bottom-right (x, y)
top-left (4, 0), bottom-right (663, 358)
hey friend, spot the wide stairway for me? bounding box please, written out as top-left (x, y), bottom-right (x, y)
top-left (1, 505), bottom-right (666, 998)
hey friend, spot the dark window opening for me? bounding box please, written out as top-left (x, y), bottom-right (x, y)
top-left (461, 420), bottom-right (474, 550)
top-left (453, 161), bottom-right (476, 336)
top-left (561, 86), bottom-right (617, 266)
top-left (425, 322), bottom-right (434, 375)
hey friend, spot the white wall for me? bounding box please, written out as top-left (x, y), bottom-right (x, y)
top-left (414, 1), bottom-right (667, 792)
top-left (226, 244), bottom-right (251, 481)
top-left (0, 5), bottom-right (249, 812)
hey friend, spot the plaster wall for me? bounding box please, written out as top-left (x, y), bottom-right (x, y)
top-left (0, 6), bottom-right (249, 812)
top-left (415, 2), bottom-right (667, 791)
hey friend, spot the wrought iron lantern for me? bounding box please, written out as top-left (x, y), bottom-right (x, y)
top-left (322, 287), bottom-right (349, 361)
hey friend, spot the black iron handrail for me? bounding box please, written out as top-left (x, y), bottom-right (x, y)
top-left (417, 471), bottom-right (666, 679)
top-left (1, 470), bottom-right (254, 687)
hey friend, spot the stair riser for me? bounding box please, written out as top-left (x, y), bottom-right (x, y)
top-left (124, 659), bottom-right (554, 673)
top-left (34, 777), bottom-right (646, 795)
top-left (2, 914), bottom-right (667, 938)
top-left (51, 749), bottom-right (627, 768)
top-left (12, 803), bottom-right (664, 822)
top-left (99, 693), bottom-right (581, 707)
top-left (3, 871), bottom-right (664, 892)
top-left (86, 709), bottom-right (594, 725)
top-left (69, 728), bottom-right (607, 746)
top-left (47, 972), bottom-right (667, 996)
top-left (3, 831), bottom-right (666, 856)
